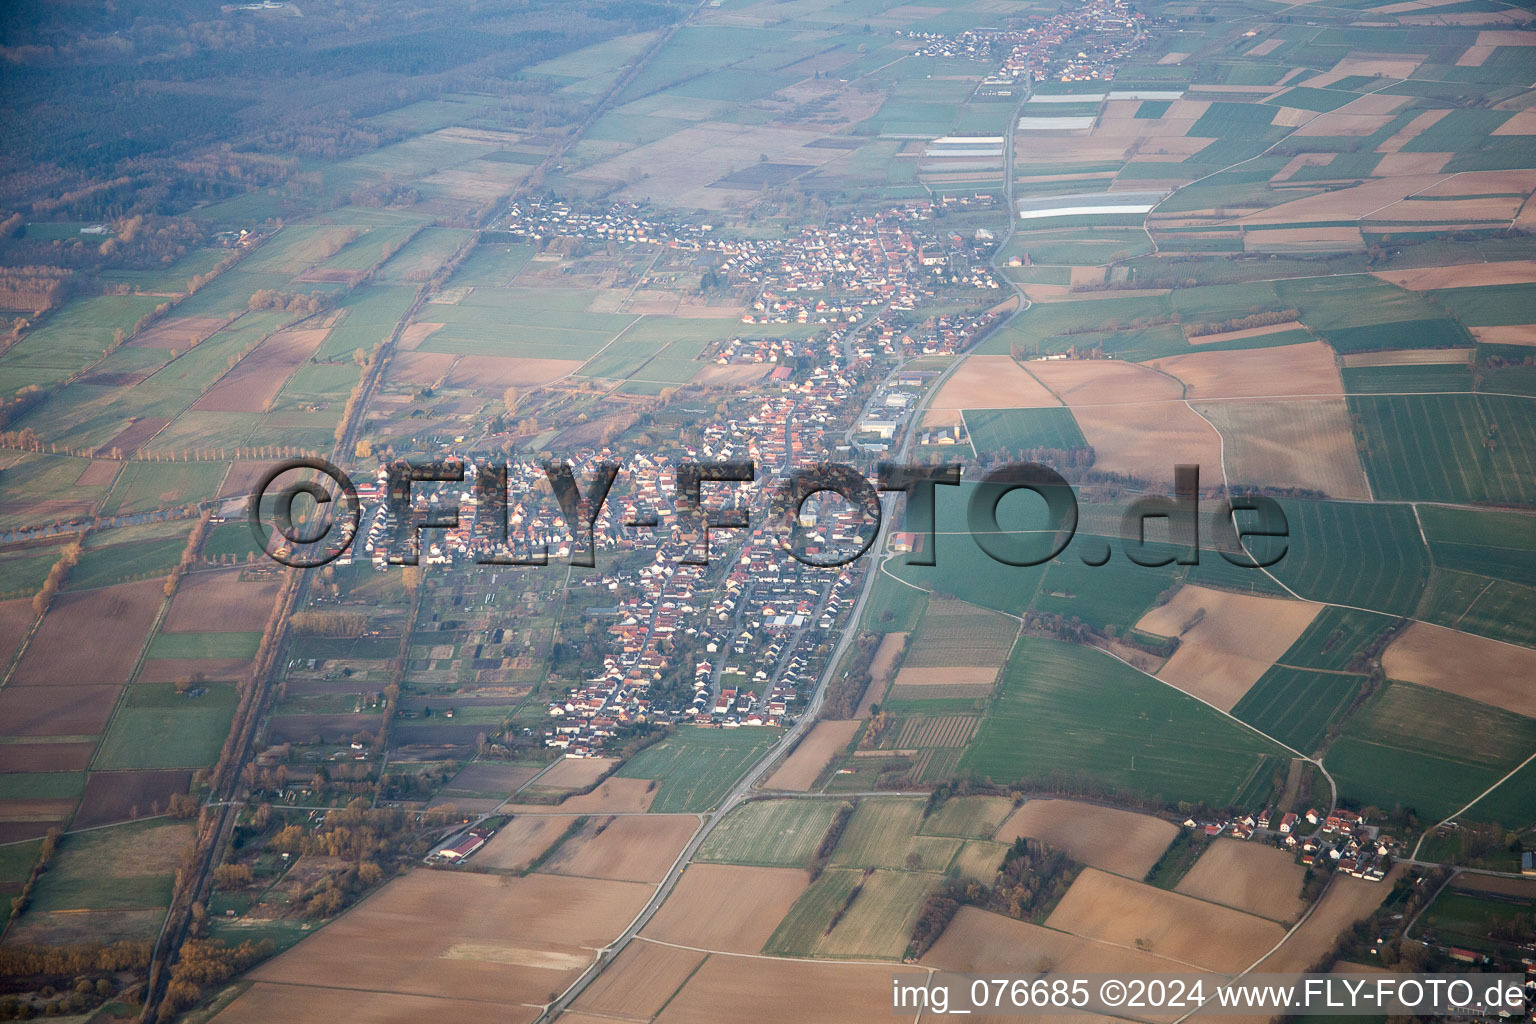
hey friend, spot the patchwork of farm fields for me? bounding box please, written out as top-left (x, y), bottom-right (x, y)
top-left (8, 0), bottom-right (1536, 1013)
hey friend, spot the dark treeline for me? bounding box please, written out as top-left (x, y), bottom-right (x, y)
top-left (907, 837), bottom-right (1079, 959)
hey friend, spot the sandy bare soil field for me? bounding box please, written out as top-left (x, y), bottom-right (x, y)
top-left (857, 631), bottom-right (906, 716)
top-left (476, 814), bottom-right (575, 871)
top-left (10, 579), bottom-right (165, 686)
top-left (766, 720), bottom-right (860, 790)
top-left (694, 364), bottom-right (772, 387)
top-left (1258, 867), bottom-right (1403, 971)
top-left (575, 122), bottom-right (847, 210)
top-left (925, 906), bottom-right (1199, 986)
top-left (643, 863), bottom-right (811, 954)
top-left (1452, 874), bottom-right (1536, 898)
top-left (571, 940), bottom-right (706, 1020)
top-left (656, 954), bottom-right (928, 1024)
top-left (0, 742), bottom-right (95, 773)
top-left (1046, 868), bottom-right (1285, 973)
top-left (540, 814), bottom-right (698, 883)
top-left (995, 799), bottom-right (1177, 879)
top-left (537, 757), bottom-right (618, 790)
top-left (1020, 358), bottom-right (1226, 479)
top-left (446, 355), bottom-right (584, 389)
top-left (1175, 838), bottom-right (1307, 922)
top-left (211, 983), bottom-right (541, 1024)
top-left (1137, 585), bottom-right (1321, 711)
top-left (1368, 195), bottom-right (1524, 225)
top-left (1274, 153), bottom-right (1337, 181)
top-left (216, 460), bottom-right (278, 500)
top-left (1066, 399), bottom-right (1224, 488)
top-left (1375, 260), bottom-right (1536, 290)
top-left (1244, 227), bottom-right (1367, 252)
top-left (890, 664), bottom-right (999, 698)
top-left (194, 327), bottom-right (328, 412)
top-left (162, 569), bottom-right (280, 633)
top-left (928, 354), bottom-right (1062, 411)
top-left (1376, 109), bottom-right (1450, 153)
top-left (75, 460), bottom-right (121, 486)
top-left (1373, 152), bottom-right (1452, 175)
top-left (138, 657), bottom-right (250, 682)
top-left (129, 317), bottom-right (229, 350)
top-left (1292, 112), bottom-right (1397, 137)
top-left (1148, 341), bottom-right (1343, 399)
top-left (506, 777), bottom-right (657, 814)
top-left (246, 869), bottom-right (652, 1009)
top-left (1196, 398), bottom-right (1372, 499)
top-left (1341, 348), bottom-right (1473, 366)
top-left (395, 321), bottom-right (445, 350)
top-left (1187, 321), bottom-right (1305, 345)
top-left (1476, 28), bottom-right (1536, 43)
top-left (386, 351), bottom-right (456, 385)
top-left (1381, 621), bottom-right (1536, 718)
top-left (0, 798), bottom-right (78, 822)
top-left (1240, 175), bottom-right (1443, 226)
top-left (1469, 324), bottom-right (1536, 346)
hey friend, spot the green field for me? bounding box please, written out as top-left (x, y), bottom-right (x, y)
top-left (1432, 283), bottom-right (1536, 327)
top-left (1463, 754), bottom-right (1536, 830)
top-left (93, 682), bottom-right (240, 770)
top-left (102, 462), bottom-right (229, 516)
top-left (70, 533), bottom-right (190, 591)
top-left (1274, 606), bottom-right (1400, 673)
top-left (950, 840), bottom-right (1009, 882)
top-left (1417, 505), bottom-right (1536, 589)
top-left (0, 840), bottom-right (42, 886)
top-left (203, 521), bottom-right (267, 562)
top-left (1325, 682), bottom-right (1536, 821)
top-left (19, 818), bottom-right (193, 915)
top-left (1418, 886), bottom-right (1536, 956)
top-left (1416, 570), bottom-right (1536, 648)
top-left (860, 574), bottom-right (929, 633)
top-left (828, 798), bottom-right (963, 871)
top-left (146, 631), bottom-right (262, 660)
top-left (963, 407), bottom-right (1088, 455)
top-left (764, 866), bottom-right (940, 959)
top-left (0, 295), bottom-right (166, 387)
top-left (1030, 542), bottom-right (1182, 629)
top-left (1340, 364), bottom-right (1474, 395)
top-left (695, 798), bottom-right (841, 866)
top-left (615, 726), bottom-right (780, 812)
top-left (960, 637), bottom-right (1286, 807)
top-left (1232, 667), bottom-right (1366, 754)
top-left (918, 795), bottom-right (1015, 839)
top-left (0, 545), bottom-right (67, 599)
top-left (0, 772), bottom-right (86, 800)
top-left (1351, 394), bottom-right (1536, 505)
top-left (1268, 499), bottom-right (1429, 617)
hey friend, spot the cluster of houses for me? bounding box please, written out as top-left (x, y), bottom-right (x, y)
top-left (906, 0), bottom-right (1149, 90)
top-left (361, 194), bottom-right (1020, 759)
top-left (1186, 806), bottom-right (1391, 881)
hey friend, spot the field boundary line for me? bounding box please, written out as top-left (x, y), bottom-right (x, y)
top-left (1409, 747), bottom-right (1536, 861)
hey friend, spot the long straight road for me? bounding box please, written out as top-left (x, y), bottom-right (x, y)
top-left (537, 86), bottom-right (1040, 1024)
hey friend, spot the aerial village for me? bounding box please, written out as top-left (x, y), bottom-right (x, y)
top-left (1187, 805), bottom-right (1395, 882)
top-left (315, 196), bottom-right (1021, 761)
top-left (906, 0), bottom-right (1150, 94)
